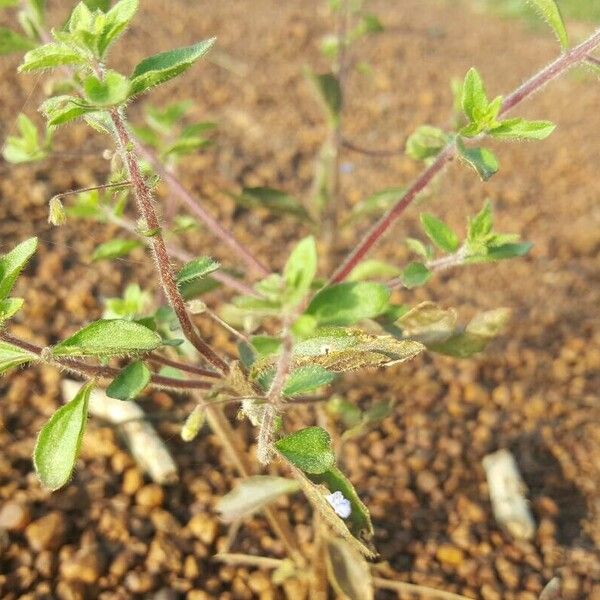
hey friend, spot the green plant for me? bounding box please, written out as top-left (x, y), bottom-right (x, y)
top-left (1, 0), bottom-right (599, 596)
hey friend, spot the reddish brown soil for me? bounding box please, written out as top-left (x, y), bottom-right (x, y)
top-left (0, 0), bottom-right (599, 599)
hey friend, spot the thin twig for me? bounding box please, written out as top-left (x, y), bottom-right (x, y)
top-left (585, 55), bottom-right (600, 68)
top-left (373, 576), bottom-right (474, 600)
top-left (213, 553), bottom-right (284, 569)
top-left (341, 137), bottom-right (405, 157)
top-left (148, 353), bottom-right (220, 378)
top-left (136, 145), bottom-right (270, 278)
top-left (51, 180), bottom-right (131, 201)
top-left (257, 324), bottom-right (293, 464)
top-left (106, 210), bottom-right (259, 297)
top-left (330, 28), bottom-right (600, 283)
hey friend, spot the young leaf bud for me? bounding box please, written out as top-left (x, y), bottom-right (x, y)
top-left (181, 405), bottom-right (206, 442)
top-left (48, 197), bottom-right (67, 226)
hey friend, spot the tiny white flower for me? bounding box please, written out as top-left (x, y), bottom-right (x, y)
top-left (325, 491), bottom-right (351, 519)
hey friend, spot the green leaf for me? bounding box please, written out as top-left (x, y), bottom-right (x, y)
top-left (33, 381), bottom-right (92, 490)
top-left (0, 237), bottom-right (37, 299)
top-left (461, 67), bottom-right (488, 124)
top-left (275, 426), bottom-right (335, 474)
top-left (0, 27), bottom-right (36, 55)
top-left (176, 256), bottom-right (220, 285)
top-left (145, 100), bottom-right (193, 132)
top-left (0, 340), bottom-right (36, 375)
top-left (103, 284), bottom-right (151, 319)
top-left (19, 42), bottom-right (87, 72)
top-left (96, 0), bottom-right (139, 57)
top-left (326, 397), bottom-right (362, 428)
top-left (405, 125), bottom-right (448, 161)
top-left (405, 237), bottom-right (432, 260)
top-left (345, 187), bottom-right (404, 224)
top-left (162, 136), bottom-right (211, 159)
top-left (420, 213), bottom-right (460, 253)
top-left (457, 138), bottom-right (499, 181)
top-left (358, 13), bottom-right (384, 35)
top-left (233, 187), bottom-right (311, 221)
top-left (129, 38), bottom-right (216, 96)
top-left (52, 319), bottom-right (162, 357)
top-left (216, 476), bottom-right (300, 522)
top-left (526, 0), bottom-right (569, 49)
top-left (286, 463), bottom-right (374, 557)
top-left (92, 238), bottom-right (142, 261)
top-left (83, 70), bottom-right (131, 106)
top-left (0, 298), bottom-right (24, 322)
top-left (489, 118), bottom-right (556, 141)
top-left (486, 242), bottom-right (532, 260)
top-left (306, 282), bottom-right (390, 326)
top-left (251, 336), bottom-right (282, 359)
top-left (467, 200), bottom-right (493, 243)
top-left (283, 365), bottom-right (335, 396)
top-left (2, 114), bottom-right (48, 164)
top-left (347, 260), bottom-right (401, 282)
top-left (40, 95), bottom-right (96, 127)
top-left (83, 0), bottom-right (110, 10)
top-left (311, 466), bottom-right (374, 544)
top-left (309, 71), bottom-right (342, 121)
top-left (106, 360), bottom-right (150, 401)
top-left (283, 236), bottom-right (317, 306)
top-left (399, 262), bottom-right (431, 289)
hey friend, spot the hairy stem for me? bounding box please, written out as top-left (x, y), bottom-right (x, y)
top-left (36, 23), bottom-right (269, 280)
top-left (109, 108), bottom-right (229, 374)
top-left (0, 332), bottom-right (212, 392)
top-left (257, 325), bottom-right (293, 464)
top-left (330, 28), bottom-right (600, 283)
top-left (107, 109), bottom-right (303, 566)
top-left (136, 145), bottom-right (270, 277)
top-left (106, 210), bottom-right (258, 297)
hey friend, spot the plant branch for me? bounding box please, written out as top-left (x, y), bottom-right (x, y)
top-left (373, 577), bottom-right (473, 600)
top-left (586, 55), bottom-right (600, 68)
top-left (109, 108), bottom-right (229, 375)
top-left (0, 332), bottom-right (212, 392)
top-left (202, 401), bottom-right (305, 567)
top-left (106, 109), bottom-right (304, 565)
top-left (147, 352), bottom-right (220, 378)
top-left (257, 324), bottom-right (293, 464)
top-left (136, 144), bottom-right (270, 278)
top-left (330, 27), bottom-right (600, 283)
top-left (341, 136), bottom-right (405, 157)
top-left (106, 210), bottom-right (258, 297)
top-left (35, 23), bottom-right (269, 280)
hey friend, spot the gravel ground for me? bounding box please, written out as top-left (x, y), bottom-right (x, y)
top-left (0, 0), bottom-right (599, 598)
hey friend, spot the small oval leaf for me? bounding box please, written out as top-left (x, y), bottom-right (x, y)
top-left (33, 381), bottom-right (93, 490)
top-left (106, 360), bottom-right (151, 401)
top-left (0, 340), bottom-right (37, 375)
top-left (52, 319), bottom-right (162, 358)
top-left (275, 426), bottom-right (335, 474)
top-left (129, 38), bottom-right (216, 96)
top-left (306, 282), bottom-right (390, 326)
top-left (527, 0), bottom-right (569, 50)
top-left (0, 237), bottom-right (37, 299)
